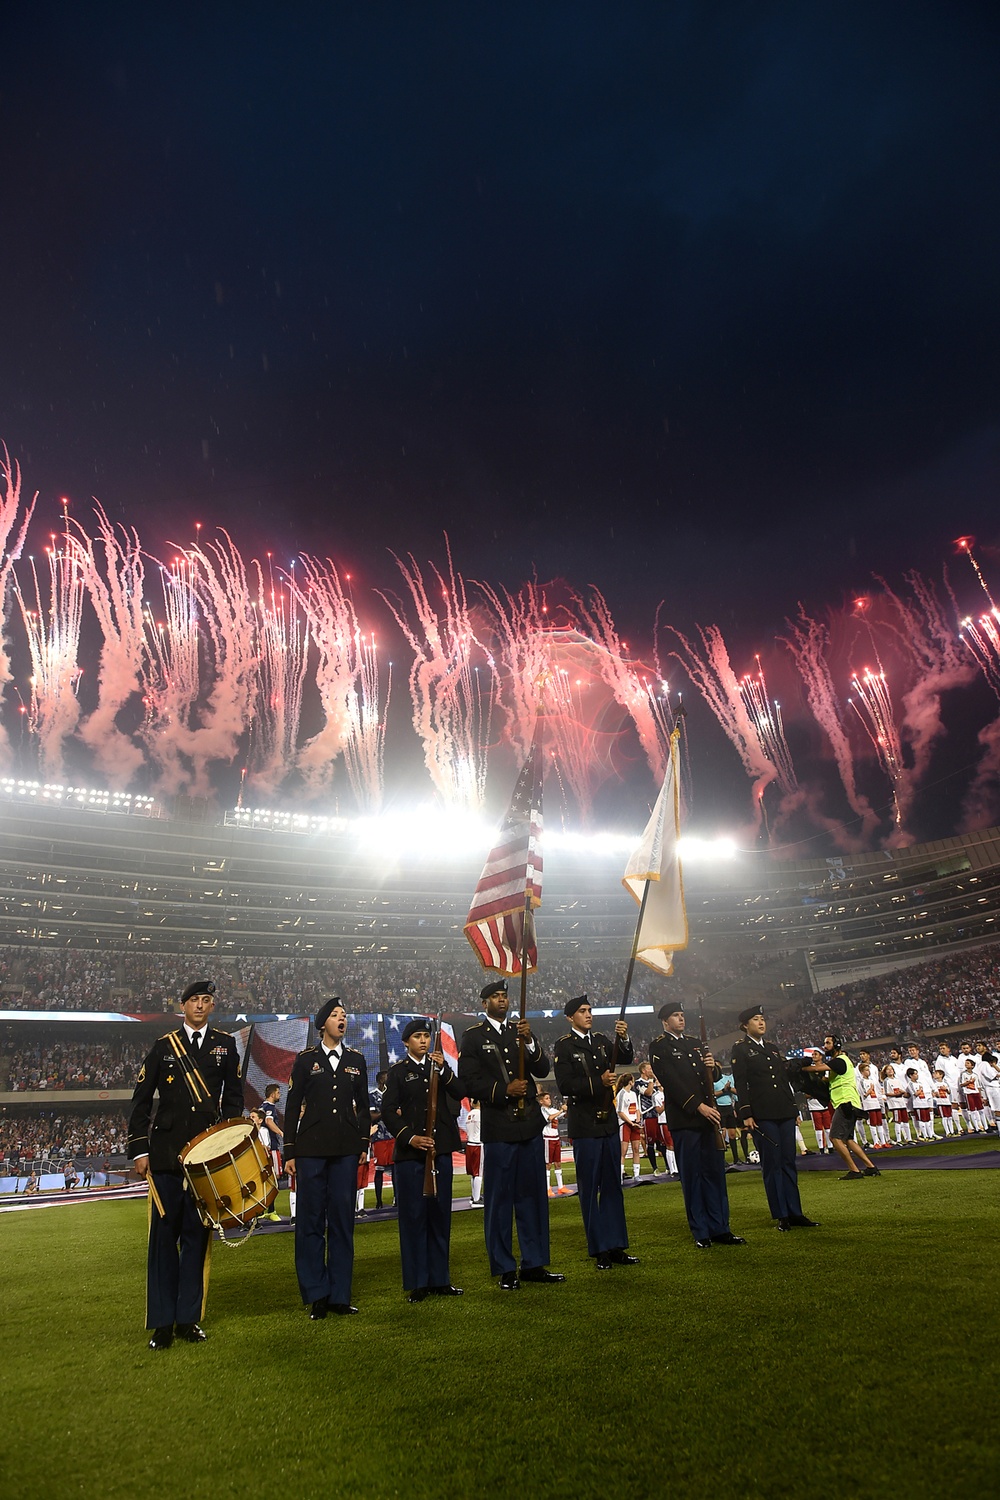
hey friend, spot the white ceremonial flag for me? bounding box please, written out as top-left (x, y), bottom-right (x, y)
top-left (622, 728), bottom-right (688, 975)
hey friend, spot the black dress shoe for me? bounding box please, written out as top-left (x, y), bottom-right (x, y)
top-left (693, 1239), bottom-right (713, 1249)
top-left (430, 1285), bottom-right (464, 1296)
top-left (175, 1322), bottom-right (207, 1342)
top-left (148, 1327), bottom-right (173, 1350)
top-left (519, 1267), bottom-right (566, 1283)
top-left (499, 1271), bottom-right (521, 1290)
top-left (775, 1217), bottom-right (791, 1232)
top-left (310, 1298), bottom-right (329, 1320)
top-left (330, 1303), bottom-right (359, 1315)
top-left (595, 1253), bottom-right (613, 1270)
top-left (710, 1232), bottom-right (747, 1245)
top-left (407, 1288), bottom-right (429, 1303)
top-left (788, 1214), bottom-right (819, 1227)
top-left (610, 1250), bottom-right (640, 1265)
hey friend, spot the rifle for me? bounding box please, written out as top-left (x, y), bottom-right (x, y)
top-left (699, 998), bottom-right (727, 1152)
top-left (422, 1017), bottom-right (442, 1198)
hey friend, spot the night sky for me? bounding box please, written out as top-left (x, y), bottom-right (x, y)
top-left (2, 3), bottom-right (1000, 840)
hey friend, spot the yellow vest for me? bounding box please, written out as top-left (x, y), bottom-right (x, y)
top-left (829, 1055), bottom-right (860, 1109)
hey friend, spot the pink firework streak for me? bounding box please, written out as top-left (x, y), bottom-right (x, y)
top-left (878, 572), bottom-right (977, 826)
top-left (141, 556), bottom-right (202, 794)
top-left (780, 610), bottom-right (879, 842)
top-left (0, 451), bottom-right (36, 767)
top-left (577, 587), bottom-right (669, 781)
top-left (343, 629), bottom-right (391, 814)
top-left (381, 544), bottom-right (493, 811)
top-left (69, 505), bottom-right (146, 788)
top-left (738, 655), bottom-right (797, 796)
top-left (669, 623), bottom-right (779, 827)
top-left (289, 554), bottom-right (391, 809)
top-left (14, 521), bottom-right (85, 781)
top-left (476, 582), bottom-right (605, 820)
top-left (848, 667), bottom-right (905, 831)
top-left (248, 558), bottom-right (309, 797)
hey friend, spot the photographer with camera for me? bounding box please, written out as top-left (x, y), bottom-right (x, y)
top-left (812, 1035), bottom-right (881, 1181)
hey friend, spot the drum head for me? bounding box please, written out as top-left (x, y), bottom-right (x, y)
top-left (184, 1120), bottom-right (253, 1165)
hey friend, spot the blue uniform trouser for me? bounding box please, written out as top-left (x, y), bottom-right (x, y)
top-left (293, 1154), bottom-right (357, 1305)
top-left (673, 1129), bottom-right (731, 1241)
top-left (752, 1118), bottom-right (803, 1220)
top-left (146, 1170), bottom-right (211, 1329)
top-left (482, 1136), bottom-right (550, 1275)
top-left (573, 1134), bottom-right (629, 1256)
top-left (394, 1156), bottom-right (453, 1290)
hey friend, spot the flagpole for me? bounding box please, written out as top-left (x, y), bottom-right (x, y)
top-left (599, 877), bottom-right (652, 1118)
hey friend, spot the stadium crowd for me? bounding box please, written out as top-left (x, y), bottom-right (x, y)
top-left (0, 1109), bottom-right (128, 1165)
top-left (4, 1039), bottom-right (146, 1092)
top-left (0, 943), bottom-right (776, 1015)
top-left (773, 948), bottom-right (1000, 1049)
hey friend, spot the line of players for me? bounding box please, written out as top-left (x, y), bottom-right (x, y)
top-left (806, 1041), bottom-right (1000, 1151)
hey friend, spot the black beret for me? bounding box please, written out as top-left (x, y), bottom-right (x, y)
top-left (657, 1002), bottom-right (684, 1021)
top-left (402, 1017), bottom-right (432, 1042)
top-left (738, 1005), bottom-right (764, 1027)
top-left (181, 980), bottom-right (215, 1004)
top-left (563, 994), bottom-right (589, 1018)
top-left (314, 997), bottom-right (344, 1032)
top-left (480, 979), bottom-right (508, 1001)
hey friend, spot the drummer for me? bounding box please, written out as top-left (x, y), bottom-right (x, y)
top-left (128, 980), bottom-right (243, 1351)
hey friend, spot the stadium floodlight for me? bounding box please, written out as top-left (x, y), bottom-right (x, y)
top-left (677, 835), bottom-right (737, 861)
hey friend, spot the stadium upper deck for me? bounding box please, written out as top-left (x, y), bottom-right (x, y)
top-left (1, 790), bottom-right (1000, 992)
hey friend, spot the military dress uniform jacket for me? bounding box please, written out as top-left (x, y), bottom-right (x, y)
top-left (458, 1021), bottom-right (549, 1143)
top-left (284, 1045), bottom-right (370, 1159)
top-left (381, 1056), bottom-right (464, 1164)
top-left (128, 1026), bottom-right (244, 1173)
top-left (731, 1037), bottom-right (800, 1124)
top-left (553, 1031), bottom-right (635, 1138)
top-left (649, 1033), bottom-right (717, 1132)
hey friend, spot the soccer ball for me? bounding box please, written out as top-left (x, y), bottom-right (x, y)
top-left (748, 1150), bottom-right (760, 1164)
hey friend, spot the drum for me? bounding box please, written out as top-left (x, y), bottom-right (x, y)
top-left (180, 1118), bottom-right (277, 1230)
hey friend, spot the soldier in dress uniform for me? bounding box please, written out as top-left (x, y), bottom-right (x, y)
top-left (730, 1005), bottom-right (819, 1232)
top-left (128, 979), bottom-right (243, 1350)
top-left (553, 995), bottom-right (640, 1270)
top-left (382, 1018), bottom-right (465, 1302)
top-left (458, 979), bottom-right (566, 1290)
top-left (649, 1001), bottom-right (745, 1250)
top-left (284, 998), bottom-right (370, 1319)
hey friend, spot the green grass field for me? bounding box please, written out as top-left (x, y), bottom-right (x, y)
top-left (4, 1149), bottom-right (999, 1500)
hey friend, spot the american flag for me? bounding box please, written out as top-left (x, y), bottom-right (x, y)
top-left (464, 730), bottom-right (543, 974)
top-left (381, 1012), bottom-right (433, 1067)
top-left (235, 1017), bottom-right (311, 1112)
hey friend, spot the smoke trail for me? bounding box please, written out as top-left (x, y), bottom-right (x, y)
top-left (14, 529), bottom-right (85, 779)
top-left (668, 622), bottom-right (779, 828)
top-left (780, 609), bottom-right (880, 842)
top-left (69, 505), bottom-right (146, 787)
top-left (248, 558), bottom-right (309, 798)
top-left (380, 542), bottom-right (492, 811)
top-left (0, 450), bottom-right (37, 767)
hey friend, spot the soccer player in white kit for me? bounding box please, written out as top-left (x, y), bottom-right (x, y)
top-left (858, 1063), bottom-right (889, 1148)
top-left (538, 1090), bottom-right (567, 1195)
top-left (882, 1054), bottom-right (912, 1144)
top-left (934, 1043), bottom-right (967, 1133)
